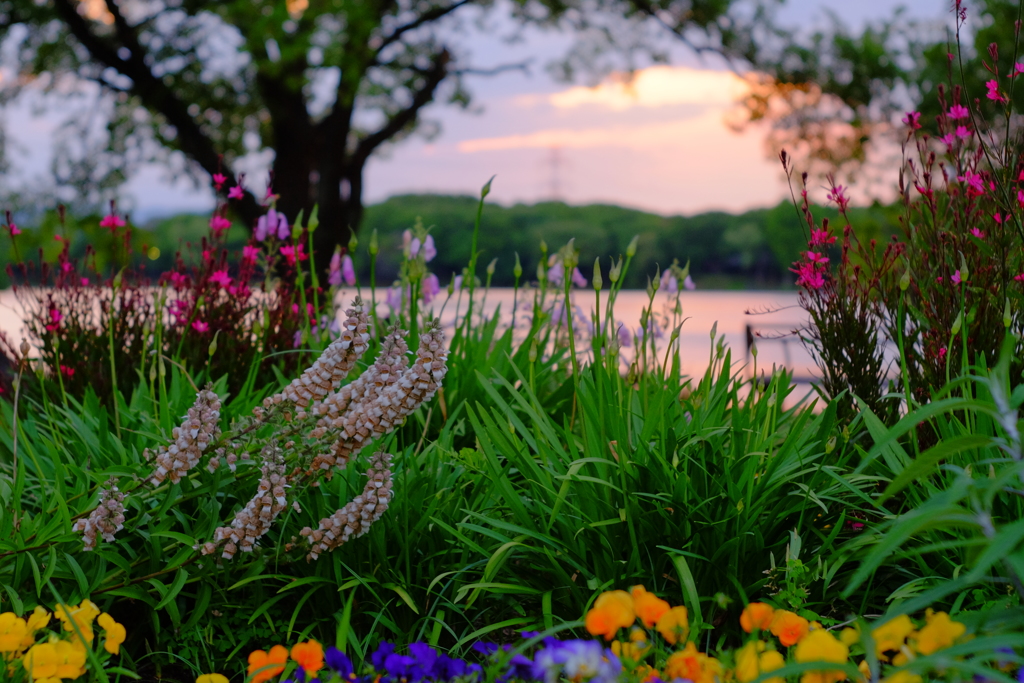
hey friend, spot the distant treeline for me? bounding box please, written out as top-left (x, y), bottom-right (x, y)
top-left (0, 194), bottom-right (904, 290)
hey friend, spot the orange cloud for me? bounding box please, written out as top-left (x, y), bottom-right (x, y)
top-left (547, 65), bottom-right (749, 110)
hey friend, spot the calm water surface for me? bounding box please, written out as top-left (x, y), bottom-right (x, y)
top-left (0, 287), bottom-right (816, 383)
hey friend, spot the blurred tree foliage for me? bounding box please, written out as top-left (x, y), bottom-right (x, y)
top-left (0, 0), bottom-right (784, 266)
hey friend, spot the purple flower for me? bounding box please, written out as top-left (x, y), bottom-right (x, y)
top-left (275, 211), bottom-right (290, 239)
top-left (532, 640), bottom-right (620, 683)
top-left (386, 285), bottom-right (404, 314)
top-left (547, 260), bottom-right (563, 285)
top-left (329, 251), bottom-right (343, 287)
top-left (617, 323), bottom-right (632, 348)
top-left (341, 254), bottom-right (356, 285)
top-left (371, 642), bottom-right (396, 671)
top-left (410, 234), bottom-right (438, 262)
top-left (452, 275), bottom-right (463, 292)
top-left (684, 274), bottom-right (696, 290)
top-left (661, 269), bottom-right (678, 294)
top-left (571, 267), bottom-right (587, 288)
top-left (255, 214), bottom-right (270, 241)
top-left (422, 273), bottom-right (440, 304)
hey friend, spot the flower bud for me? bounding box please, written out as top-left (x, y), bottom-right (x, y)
top-left (481, 175), bottom-right (495, 199)
top-left (651, 270), bottom-right (661, 292)
top-left (209, 331), bottom-right (219, 357)
top-left (307, 205), bottom-right (319, 233)
top-left (529, 338), bottom-right (538, 363)
top-left (486, 258), bottom-right (497, 277)
top-left (537, 261), bottom-right (547, 282)
top-left (20, 339), bottom-right (30, 358)
top-left (750, 341), bottom-right (758, 358)
top-left (710, 321), bottom-right (718, 341)
top-left (959, 251), bottom-right (969, 283)
top-left (952, 310), bottom-right (963, 336)
top-left (513, 252), bottom-right (523, 280)
top-left (369, 229), bottom-right (379, 256)
top-left (112, 268), bottom-right (123, 290)
top-left (626, 235), bottom-right (639, 258)
top-left (539, 239), bottom-right (547, 255)
top-left (899, 262), bottom-right (911, 291)
top-left (609, 258), bottom-right (622, 284)
top-left (1005, 298), bottom-right (1012, 328)
top-left (348, 232), bottom-right (358, 251)
top-left (592, 257), bottom-right (603, 290)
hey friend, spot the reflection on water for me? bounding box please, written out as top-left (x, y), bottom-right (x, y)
top-left (0, 287), bottom-right (816, 384)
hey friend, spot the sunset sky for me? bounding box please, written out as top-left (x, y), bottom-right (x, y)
top-left (6, 0), bottom-right (941, 220)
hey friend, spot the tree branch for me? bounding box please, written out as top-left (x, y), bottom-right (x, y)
top-left (49, 0), bottom-right (262, 224)
top-left (351, 48), bottom-right (451, 167)
top-left (451, 60), bottom-right (532, 78)
top-left (375, 0), bottom-right (472, 56)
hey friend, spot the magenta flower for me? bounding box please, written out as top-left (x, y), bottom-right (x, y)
top-left (192, 320), bottom-right (210, 333)
top-left (938, 347), bottom-right (947, 361)
top-left (279, 243), bottom-right (307, 266)
top-left (100, 214), bottom-right (126, 231)
top-left (61, 261), bottom-right (72, 273)
top-left (902, 111), bottom-right (922, 130)
top-left (661, 269), bottom-right (678, 294)
top-left (341, 254), bottom-right (355, 285)
top-left (827, 185), bottom-right (850, 212)
top-left (809, 228), bottom-right (836, 246)
top-left (571, 267), bottom-right (587, 288)
top-left (210, 215), bottom-right (231, 234)
top-left (80, 277), bottom-right (89, 286)
top-left (50, 308), bottom-right (63, 324)
top-left (940, 133), bottom-right (956, 146)
top-left (7, 223), bottom-right (20, 236)
top-left (422, 273), bottom-right (441, 303)
top-left (948, 104), bottom-right (970, 119)
top-left (1014, 273), bottom-right (1024, 282)
top-left (242, 245), bottom-right (259, 263)
top-left (995, 212), bottom-right (1005, 224)
top-left (957, 172), bottom-right (984, 194)
top-left (970, 227), bottom-right (985, 239)
top-left (213, 173), bottom-right (226, 190)
top-left (806, 251), bottom-right (829, 265)
top-left (1017, 190), bottom-right (1024, 209)
top-left (951, 270), bottom-right (962, 285)
top-left (955, 125), bottom-right (972, 140)
top-left (1011, 63), bottom-right (1024, 77)
top-left (986, 80), bottom-right (1007, 103)
top-left (209, 270), bottom-right (232, 288)
top-left (792, 261), bottom-right (825, 290)
top-left (228, 185), bottom-right (244, 200)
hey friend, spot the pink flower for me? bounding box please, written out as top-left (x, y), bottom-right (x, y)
top-left (61, 261), bottom-right (72, 273)
top-left (279, 243), bottom-right (307, 265)
top-left (986, 79), bottom-right (1007, 103)
top-left (209, 270), bottom-right (232, 288)
top-left (827, 185), bottom-right (850, 212)
top-left (571, 267), bottom-right (587, 288)
top-left (952, 270), bottom-right (962, 285)
top-left (995, 212), bottom-right (1005, 224)
top-left (940, 133), bottom-right (956, 146)
top-left (1017, 190), bottom-right (1024, 209)
top-left (957, 172), bottom-right (985, 194)
top-left (1014, 273), bottom-right (1024, 282)
top-left (7, 223), bottom-right (20, 236)
top-left (54, 235), bottom-right (64, 242)
top-left (228, 185), bottom-right (244, 200)
top-left (80, 277), bottom-right (89, 286)
top-left (213, 173), bottom-right (226, 190)
top-left (970, 227), bottom-right (985, 239)
top-left (806, 251), bottom-right (830, 265)
top-left (100, 214), bottom-right (126, 231)
top-left (341, 254), bottom-right (355, 286)
top-left (421, 273), bottom-right (440, 304)
top-left (170, 272), bottom-right (188, 288)
top-left (192, 320), bottom-right (209, 333)
top-left (792, 261), bottom-right (825, 289)
top-left (955, 125), bottom-right (972, 140)
top-left (50, 308), bottom-right (63, 324)
top-left (902, 111), bottom-right (922, 130)
top-left (1011, 63), bottom-right (1024, 77)
top-left (60, 365), bottom-right (75, 378)
top-left (210, 215), bottom-right (231, 234)
top-left (938, 347), bottom-right (947, 360)
top-left (948, 104), bottom-right (970, 119)
top-left (242, 245), bottom-right (259, 263)
top-left (809, 228), bottom-right (836, 246)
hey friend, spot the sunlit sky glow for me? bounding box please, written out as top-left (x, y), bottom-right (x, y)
top-left (3, 0), bottom-right (941, 221)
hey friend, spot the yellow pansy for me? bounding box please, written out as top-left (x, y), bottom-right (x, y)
top-left (584, 591), bottom-right (635, 641)
top-left (54, 601), bottom-right (100, 645)
top-left (23, 642), bottom-right (59, 680)
top-left (735, 641), bottom-right (764, 683)
top-left (872, 615), bottom-right (915, 660)
top-left (655, 606), bottom-right (690, 645)
top-left (759, 649), bottom-right (786, 683)
top-left (665, 642), bottom-right (723, 683)
top-left (794, 628), bottom-right (849, 683)
top-left (54, 640), bottom-right (87, 679)
top-left (197, 674), bottom-right (230, 683)
top-left (97, 613), bottom-right (126, 655)
top-left (882, 670), bottom-right (922, 683)
top-left (0, 612), bottom-right (28, 652)
top-left (912, 611), bottom-right (965, 655)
